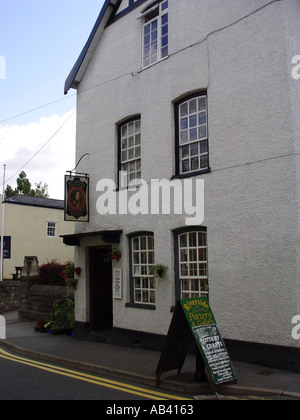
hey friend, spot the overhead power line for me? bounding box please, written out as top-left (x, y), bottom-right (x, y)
top-left (0, 94), bottom-right (76, 125)
top-left (0, 110), bottom-right (75, 189)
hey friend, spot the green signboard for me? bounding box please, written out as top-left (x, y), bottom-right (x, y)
top-left (180, 297), bottom-right (236, 385)
top-left (156, 297), bottom-right (236, 387)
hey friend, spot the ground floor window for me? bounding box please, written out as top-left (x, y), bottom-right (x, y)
top-left (175, 228), bottom-right (208, 300)
top-left (130, 233), bottom-right (155, 305)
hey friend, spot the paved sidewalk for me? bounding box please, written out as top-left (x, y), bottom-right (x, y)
top-left (1, 312), bottom-right (300, 398)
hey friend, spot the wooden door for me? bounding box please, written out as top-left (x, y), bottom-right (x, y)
top-left (89, 247), bottom-right (113, 331)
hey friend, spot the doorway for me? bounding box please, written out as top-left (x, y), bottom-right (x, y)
top-left (89, 247), bottom-right (113, 331)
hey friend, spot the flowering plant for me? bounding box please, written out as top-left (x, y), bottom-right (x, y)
top-left (99, 248), bottom-right (122, 263)
top-left (59, 261), bottom-right (77, 291)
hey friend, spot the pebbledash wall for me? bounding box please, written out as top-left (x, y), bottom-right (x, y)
top-left (65, 0), bottom-right (300, 371)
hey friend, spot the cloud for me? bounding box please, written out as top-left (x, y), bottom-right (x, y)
top-left (0, 110), bottom-right (76, 199)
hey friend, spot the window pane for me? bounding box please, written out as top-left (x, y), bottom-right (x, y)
top-left (135, 134), bottom-right (141, 145)
top-left (148, 236), bottom-right (154, 250)
top-left (180, 103), bottom-right (188, 117)
top-left (182, 159), bottom-right (189, 173)
top-left (189, 249), bottom-right (197, 262)
top-left (180, 234), bottom-right (187, 248)
top-left (151, 20), bottom-right (158, 31)
top-left (180, 249), bottom-right (188, 262)
top-left (190, 143), bottom-right (198, 156)
top-left (189, 115), bottom-right (197, 127)
top-left (198, 247), bottom-right (207, 262)
top-left (133, 252), bottom-right (139, 264)
top-left (161, 23), bottom-right (168, 36)
top-left (190, 128), bottom-right (197, 141)
top-left (122, 125), bottom-right (127, 137)
top-left (182, 145), bottom-right (189, 159)
top-left (144, 23), bottom-right (150, 35)
top-left (189, 99), bottom-right (197, 114)
top-left (191, 157), bottom-right (199, 171)
top-left (198, 96), bottom-right (206, 110)
top-left (151, 31), bottom-right (157, 42)
top-left (135, 290), bottom-right (142, 302)
top-left (128, 148), bottom-right (134, 160)
top-left (161, 0), bottom-right (168, 11)
top-left (198, 232), bottom-right (206, 246)
top-left (148, 251), bottom-right (154, 264)
top-left (189, 232), bottom-right (197, 247)
top-left (200, 140), bottom-right (208, 154)
top-left (200, 155), bottom-right (208, 169)
top-left (181, 264), bottom-right (188, 277)
top-left (128, 122), bottom-right (134, 135)
top-left (181, 118), bottom-right (188, 130)
top-left (180, 130), bottom-right (188, 144)
top-left (199, 112), bottom-right (206, 125)
top-left (199, 125), bottom-right (207, 139)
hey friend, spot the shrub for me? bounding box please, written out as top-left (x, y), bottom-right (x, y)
top-left (38, 260), bottom-right (66, 286)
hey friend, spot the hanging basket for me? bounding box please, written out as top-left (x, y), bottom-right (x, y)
top-left (99, 248), bottom-right (122, 263)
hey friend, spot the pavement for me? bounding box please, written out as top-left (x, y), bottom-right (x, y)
top-left (0, 311), bottom-right (300, 399)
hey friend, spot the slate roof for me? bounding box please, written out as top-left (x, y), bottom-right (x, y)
top-left (5, 194), bottom-right (64, 210)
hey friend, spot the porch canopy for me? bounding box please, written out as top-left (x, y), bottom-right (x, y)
top-left (60, 230), bottom-right (123, 246)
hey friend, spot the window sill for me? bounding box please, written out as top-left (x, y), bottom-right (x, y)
top-left (115, 183), bottom-right (143, 193)
top-left (125, 302), bottom-right (156, 310)
top-left (172, 168), bottom-right (211, 180)
top-left (138, 55), bottom-right (169, 73)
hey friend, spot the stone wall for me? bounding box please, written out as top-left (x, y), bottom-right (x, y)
top-left (18, 279), bottom-right (67, 322)
top-left (16, 256), bottom-right (68, 321)
top-left (0, 280), bottom-right (20, 314)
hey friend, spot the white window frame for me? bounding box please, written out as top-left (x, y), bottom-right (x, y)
top-left (46, 222), bottom-right (57, 238)
top-left (131, 235), bottom-right (155, 304)
top-left (142, 0), bottom-right (169, 69)
top-left (178, 230), bottom-right (208, 299)
top-left (177, 93), bottom-right (209, 175)
top-left (120, 118), bottom-right (141, 184)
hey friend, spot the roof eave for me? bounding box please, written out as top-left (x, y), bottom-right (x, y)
top-left (64, 0), bottom-right (119, 95)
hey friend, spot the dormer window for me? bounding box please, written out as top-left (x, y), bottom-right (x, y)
top-left (142, 0), bottom-right (168, 68)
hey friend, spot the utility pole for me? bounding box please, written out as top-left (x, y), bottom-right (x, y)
top-left (0, 164), bottom-right (6, 282)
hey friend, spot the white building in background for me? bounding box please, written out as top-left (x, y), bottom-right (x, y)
top-left (62, 0), bottom-right (300, 372)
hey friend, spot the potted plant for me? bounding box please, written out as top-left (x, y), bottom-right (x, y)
top-left (34, 317), bottom-right (47, 333)
top-left (149, 264), bottom-right (168, 284)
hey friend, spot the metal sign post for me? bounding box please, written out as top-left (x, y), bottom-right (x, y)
top-left (0, 164), bottom-right (6, 282)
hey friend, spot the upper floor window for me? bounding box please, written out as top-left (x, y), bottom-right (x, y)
top-left (175, 92), bottom-right (209, 177)
top-left (142, 0), bottom-right (168, 68)
top-left (119, 117), bottom-right (141, 185)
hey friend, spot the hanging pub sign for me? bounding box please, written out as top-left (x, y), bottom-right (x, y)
top-left (64, 175), bottom-right (89, 222)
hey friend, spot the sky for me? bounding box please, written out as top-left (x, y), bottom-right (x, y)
top-left (0, 0), bottom-right (106, 199)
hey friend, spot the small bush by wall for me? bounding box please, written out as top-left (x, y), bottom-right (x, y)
top-left (38, 260), bottom-right (67, 286)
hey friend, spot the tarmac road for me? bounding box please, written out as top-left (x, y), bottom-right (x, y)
top-left (0, 347), bottom-right (192, 401)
